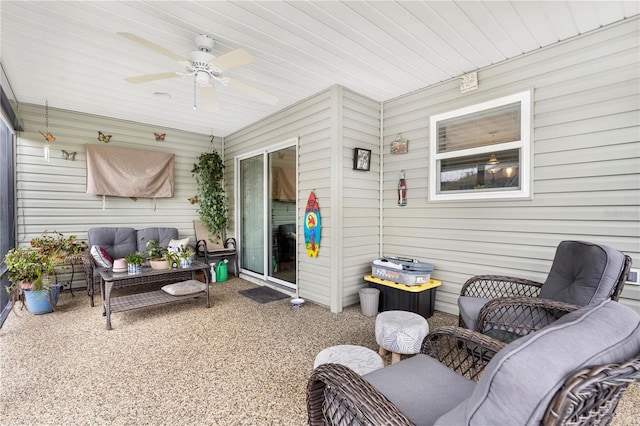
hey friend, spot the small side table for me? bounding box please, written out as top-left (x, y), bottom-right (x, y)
top-left (364, 275), bottom-right (441, 319)
top-left (313, 345), bottom-right (384, 375)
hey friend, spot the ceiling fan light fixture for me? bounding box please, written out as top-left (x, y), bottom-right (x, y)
top-left (195, 71), bottom-right (209, 86)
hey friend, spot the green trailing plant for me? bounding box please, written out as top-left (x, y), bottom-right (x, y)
top-left (124, 252), bottom-right (146, 265)
top-left (192, 150), bottom-right (229, 241)
top-left (30, 230), bottom-right (88, 260)
top-left (165, 251), bottom-right (180, 269)
top-left (2, 247), bottom-right (61, 309)
top-left (178, 245), bottom-right (193, 260)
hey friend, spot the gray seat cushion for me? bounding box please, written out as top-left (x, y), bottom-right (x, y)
top-left (88, 227), bottom-right (137, 260)
top-left (458, 296), bottom-right (492, 331)
top-left (364, 354), bottom-right (476, 426)
top-left (436, 300), bottom-right (640, 425)
top-left (137, 227), bottom-right (178, 254)
top-left (538, 240), bottom-right (625, 306)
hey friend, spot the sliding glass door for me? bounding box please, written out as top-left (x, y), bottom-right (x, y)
top-left (239, 155), bottom-right (264, 274)
top-left (237, 139), bottom-right (297, 289)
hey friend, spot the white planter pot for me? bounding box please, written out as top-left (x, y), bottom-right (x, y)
top-left (150, 259), bottom-right (169, 270)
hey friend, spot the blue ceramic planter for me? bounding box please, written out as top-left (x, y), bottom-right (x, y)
top-left (23, 284), bottom-right (62, 315)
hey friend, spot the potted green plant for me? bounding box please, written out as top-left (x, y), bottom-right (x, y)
top-left (165, 251), bottom-right (180, 269)
top-left (192, 149), bottom-right (229, 241)
top-left (30, 231), bottom-right (88, 292)
top-left (178, 245), bottom-right (193, 268)
top-left (124, 252), bottom-right (145, 274)
top-left (30, 230), bottom-right (88, 261)
top-left (146, 239), bottom-right (169, 270)
top-left (2, 247), bottom-right (62, 314)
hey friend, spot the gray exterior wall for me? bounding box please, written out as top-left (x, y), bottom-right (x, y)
top-left (15, 104), bottom-right (216, 287)
top-left (224, 86), bottom-right (380, 311)
top-left (381, 17), bottom-right (639, 314)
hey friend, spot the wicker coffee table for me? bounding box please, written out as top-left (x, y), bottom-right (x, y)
top-left (99, 260), bottom-right (210, 330)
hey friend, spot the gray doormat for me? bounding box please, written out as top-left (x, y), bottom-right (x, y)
top-left (238, 286), bottom-right (289, 304)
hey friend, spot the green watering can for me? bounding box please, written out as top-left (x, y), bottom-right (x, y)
top-left (215, 260), bottom-right (228, 282)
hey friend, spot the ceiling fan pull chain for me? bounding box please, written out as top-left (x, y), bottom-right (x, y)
top-left (193, 76), bottom-right (197, 111)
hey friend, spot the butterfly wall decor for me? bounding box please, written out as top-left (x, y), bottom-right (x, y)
top-left (61, 150), bottom-right (77, 161)
top-left (98, 131), bottom-right (112, 143)
top-left (154, 132), bottom-right (166, 142)
top-left (188, 196), bottom-right (198, 205)
top-left (39, 131), bottom-right (56, 143)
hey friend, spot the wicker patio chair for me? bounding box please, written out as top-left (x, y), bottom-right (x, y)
top-left (81, 252), bottom-right (101, 306)
top-left (458, 240), bottom-right (631, 342)
top-left (307, 300), bottom-right (640, 426)
top-left (193, 220), bottom-right (238, 276)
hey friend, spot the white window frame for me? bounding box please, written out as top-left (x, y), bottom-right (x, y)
top-left (429, 90), bottom-right (532, 201)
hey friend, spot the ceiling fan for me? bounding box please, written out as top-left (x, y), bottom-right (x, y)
top-left (118, 32), bottom-right (278, 110)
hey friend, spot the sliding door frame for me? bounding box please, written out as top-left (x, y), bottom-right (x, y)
top-left (234, 137), bottom-right (298, 290)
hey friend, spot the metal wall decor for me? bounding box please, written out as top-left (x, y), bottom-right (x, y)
top-left (39, 100), bottom-right (55, 162)
top-left (459, 71), bottom-right (478, 93)
top-left (98, 131), bottom-right (112, 143)
top-left (61, 150), bottom-right (77, 161)
top-left (391, 134), bottom-right (409, 154)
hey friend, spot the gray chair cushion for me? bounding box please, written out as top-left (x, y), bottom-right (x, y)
top-left (137, 227), bottom-right (178, 254)
top-left (539, 240), bottom-right (625, 306)
top-left (457, 296), bottom-right (492, 331)
top-left (436, 300), bottom-right (640, 426)
top-left (88, 227), bottom-right (137, 260)
top-left (364, 354), bottom-right (476, 426)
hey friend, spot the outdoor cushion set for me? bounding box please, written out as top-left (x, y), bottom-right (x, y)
top-left (308, 241), bottom-right (639, 425)
top-left (81, 227), bottom-right (192, 307)
top-left (308, 300), bottom-right (640, 425)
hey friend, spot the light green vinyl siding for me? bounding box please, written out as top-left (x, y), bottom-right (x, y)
top-left (15, 104), bottom-right (214, 288)
top-left (381, 17), bottom-right (639, 314)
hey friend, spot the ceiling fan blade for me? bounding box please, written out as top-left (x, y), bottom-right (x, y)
top-left (227, 78), bottom-right (278, 105)
top-left (125, 72), bottom-right (180, 84)
top-left (117, 32), bottom-right (185, 62)
top-left (200, 85), bottom-right (220, 111)
top-left (212, 49), bottom-right (255, 72)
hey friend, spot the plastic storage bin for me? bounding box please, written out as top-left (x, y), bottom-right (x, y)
top-left (372, 257), bottom-right (433, 286)
top-left (364, 275), bottom-right (441, 319)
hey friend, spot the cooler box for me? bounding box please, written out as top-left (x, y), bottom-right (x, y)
top-left (371, 257), bottom-right (433, 286)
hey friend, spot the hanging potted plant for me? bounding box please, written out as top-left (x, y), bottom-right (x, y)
top-left (146, 239), bottom-right (169, 270)
top-left (192, 149), bottom-right (229, 240)
top-left (2, 247), bottom-right (62, 314)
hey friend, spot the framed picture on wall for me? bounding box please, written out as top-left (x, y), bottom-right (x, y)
top-left (353, 148), bottom-right (371, 171)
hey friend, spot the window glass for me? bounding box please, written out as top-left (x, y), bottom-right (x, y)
top-left (439, 148), bottom-right (520, 193)
top-left (437, 102), bottom-right (521, 153)
top-left (430, 91), bottom-right (531, 201)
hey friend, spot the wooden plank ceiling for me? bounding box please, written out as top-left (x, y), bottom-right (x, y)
top-left (1, 1), bottom-right (637, 136)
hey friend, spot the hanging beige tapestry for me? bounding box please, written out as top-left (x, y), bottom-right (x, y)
top-left (86, 144), bottom-right (175, 198)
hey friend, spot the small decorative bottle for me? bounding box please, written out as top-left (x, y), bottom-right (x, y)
top-left (398, 170), bottom-right (407, 206)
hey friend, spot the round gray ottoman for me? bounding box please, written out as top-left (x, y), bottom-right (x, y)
top-left (313, 344), bottom-right (384, 375)
top-left (375, 310), bottom-right (429, 364)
